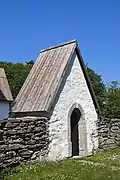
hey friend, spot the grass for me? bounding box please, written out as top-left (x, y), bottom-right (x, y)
top-left (88, 148), bottom-right (120, 167)
top-left (3, 148), bottom-right (120, 180)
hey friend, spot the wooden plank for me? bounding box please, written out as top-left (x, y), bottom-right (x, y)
top-left (34, 46), bottom-right (65, 111)
top-left (22, 49), bottom-right (56, 112)
top-left (12, 40), bottom-right (77, 113)
top-left (19, 50), bottom-right (51, 112)
top-left (13, 51), bottom-right (48, 112)
top-left (44, 43), bottom-right (76, 112)
top-left (41, 44), bottom-right (70, 111)
top-left (31, 46), bottom-right (63, 111)
top-left (13, 52), bottom-right (45, 111)
top-left (30, 48), bottom-right (59, 111)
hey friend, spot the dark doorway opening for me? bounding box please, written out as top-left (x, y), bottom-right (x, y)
top-left (70, 108), bottom-right (81, 156)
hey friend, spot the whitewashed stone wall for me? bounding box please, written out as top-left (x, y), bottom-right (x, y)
top-left (48, 52), bottom-right (98, 160)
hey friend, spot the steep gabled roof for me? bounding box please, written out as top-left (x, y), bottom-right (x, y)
top-left (12, 40), bottom-right (100, 114)
top-left (0, 68), bottom-right (13, 102)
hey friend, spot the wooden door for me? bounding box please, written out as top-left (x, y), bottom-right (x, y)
top-left (71, 108), bottom-right (81, 156)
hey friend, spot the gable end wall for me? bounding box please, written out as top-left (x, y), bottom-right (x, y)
top-left (48, 52), bottom-right (98, 160)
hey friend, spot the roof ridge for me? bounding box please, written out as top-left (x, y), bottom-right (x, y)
top-left (40, 40), bottom-right (77, 53)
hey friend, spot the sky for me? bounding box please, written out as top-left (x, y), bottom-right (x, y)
top-left (0, 0), bottom-right (120, 84)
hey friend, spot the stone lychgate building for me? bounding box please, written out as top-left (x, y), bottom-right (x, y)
top-left (12, 40), bottom-right (100, 160)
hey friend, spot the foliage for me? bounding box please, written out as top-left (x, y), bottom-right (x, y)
top-left (104, 81), bottom-right (120, 118)
top-left (1, 60), bottom-right (120, 118)
top-left (87, 67), bottom-right (106, 112)
top-left (4, 149), bottom-right (120, 180)
top-left (0, 61), bottom-right (34, 99)
top-left (0, 61), bottom-right (106, 109)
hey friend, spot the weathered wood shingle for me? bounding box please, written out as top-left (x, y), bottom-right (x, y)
top-left (12, 40), bottom-right (100, 115)
top-left (0, 68), bottom-right (13, 101)
top-left (12, 40), bottom-right (76, 113)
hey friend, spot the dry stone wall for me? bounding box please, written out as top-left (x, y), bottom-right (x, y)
top-left (0, 115), bottom-right (120, 170)
top-left (98, 118), bottom-right (120, 149)
top-left (0, 117), bottom-right (49, 169)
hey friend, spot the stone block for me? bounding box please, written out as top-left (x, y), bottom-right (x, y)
top-left (0, 140), bottom-right (5, 145)
top-left (6, 151), bottom-right (16, 158)
top-left (33, 127), bottom-right (42, 133)
top-left (105, 138), bottom-right (115, 145)
top-left (28, 144), bottom-right (41, 150)
top-left (9, 138), bottom-right (23, 144)
top-left (99, 128), bottom-right (109, 133)
top-left (0, 153), bottom-right (5, 162)
top-left (0, 145), bottom-right (8, 152)
top-left (20, 122), bottom-right (27, 127)
top-left (101, 133), bottom-right (108, 138)
top-left (3, 157), bottom-right (21, 167)
top-left (18, 149), bottom-right (33, 158)
top-left (0, 130), bottom-right (4, 135)
top-left (5, 122), bottom-right (19, 128)
top-left (111, 126), bottom-right (119, 131)
top-left (7, 144), bottom-right (27, 151)
top-left (27, 140), bottom-right (36, 145)
top-left (4, 130), bottom-right (17, 135)
top-left (111, 119), bottom-right (120, 123)
top-left (110, 133), bottom-right (117, 137)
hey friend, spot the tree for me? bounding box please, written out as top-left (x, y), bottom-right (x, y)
top-left (0, 61), bottom-right (106, 115)
top-left (25, 60), bottom-right (34, 65)
top-left (104, 81), bottom-right (120, 118)
top-left (87, 67), bottom-right (106, 112)
top-left (0, 61), bottom-right (34, 99)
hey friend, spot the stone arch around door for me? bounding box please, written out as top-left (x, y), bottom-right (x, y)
top-left (68, 103), bottom-right (88, 157)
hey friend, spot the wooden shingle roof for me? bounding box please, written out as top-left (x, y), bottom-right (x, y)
top-left (12, 40), bottom-right (100, 115)
top-left (0, 68), bottom-right (13, 102)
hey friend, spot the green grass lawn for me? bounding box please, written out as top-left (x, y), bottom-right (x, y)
top-left (3, 148), bottom-right (120, 180)
top-left (87, 148), bottom-right (120, 167)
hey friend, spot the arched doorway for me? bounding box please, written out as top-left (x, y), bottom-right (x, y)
top-left (70, 108), bottom-right (81, 156)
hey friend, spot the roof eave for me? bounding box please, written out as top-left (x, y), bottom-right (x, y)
top-left (0, 99), bottom-right (13, 103)
top-left (75, 41), bottom-right (101, 115)
top-left (13, 111), bottom-right (50, 118)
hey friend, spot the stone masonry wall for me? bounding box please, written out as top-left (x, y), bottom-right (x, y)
top-left (48, 52), bottom-right (98, 160)
top-left (0, 117), bottom-right (49, 169)
top-left (98, 118), bottom-right (120, 149)
top-left (1, 116), bottom-right (120, 169)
